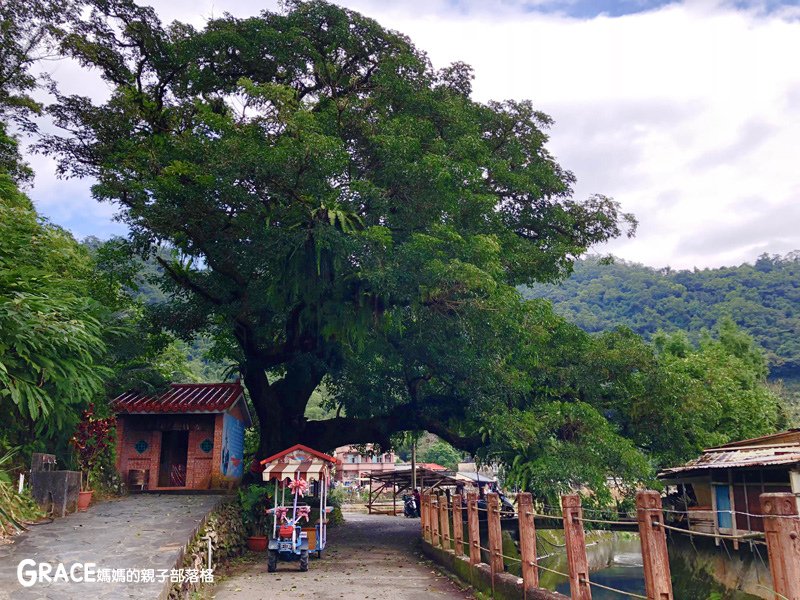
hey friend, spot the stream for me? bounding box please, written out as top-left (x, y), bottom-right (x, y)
top-left (539, 534), bottom-right (646, 599)
top-left (500, 529), bottom-right (771, 599)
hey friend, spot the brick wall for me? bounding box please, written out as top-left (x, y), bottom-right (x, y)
top-left (212, 413), bottom-right (224, 482)
top-left (118, 425), bottom-right (159, 488)
top-left (187, 428), bottom-right (215, 488)
top-left (117, 414), bottom-right (218, 490)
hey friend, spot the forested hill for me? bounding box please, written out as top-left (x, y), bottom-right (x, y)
top-left (521, 252), bottom-right (800, 380)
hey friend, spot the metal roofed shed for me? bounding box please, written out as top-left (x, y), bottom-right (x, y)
top-left (455, 471), bottom-right (498, 485)
top-left (658, 429), bottom-right (800, 545)
top-left (658, 444), bottom-right (800, 476)
top-left (366, 467), bottom-right (461, 515)
top-left (112, 382), bottom-right (251, 491)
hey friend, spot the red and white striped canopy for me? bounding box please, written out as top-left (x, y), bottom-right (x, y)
top-left (262, 460), bottom-right (329, 482)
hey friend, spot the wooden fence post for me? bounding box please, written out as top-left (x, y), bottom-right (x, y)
top-left (431, 494), bottom-right (440, 548)
top-left (452, 494), bottom-right (465, 557)
top-left (761, 492), bottom-right (800, 600)
top-left (421, 493), bottom-right (430, 543)
top-left (636, 490), bottom-right (674, 600)
top-left (487, 493), bottom-right (505, 575)
top-left (517, 492), bottom-right (539, 592)
top-left (439, 493), bottom-right (452, 550)
top-left (562, 494), bottom-right (592, 600)
top-left (467, 491), bottom-right (481, 565)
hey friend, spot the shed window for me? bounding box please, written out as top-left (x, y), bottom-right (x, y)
top-left (134, 440), bottom-right (148, 454)
top-left (200, 439), bottom-right (213, 453)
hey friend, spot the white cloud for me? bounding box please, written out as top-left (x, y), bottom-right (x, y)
top-left (355, 1), bottom-right (800, 268)
top-left (22, 0), bottom-right (800, 268)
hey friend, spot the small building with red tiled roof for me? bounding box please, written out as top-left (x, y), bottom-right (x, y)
top-left (112, 382), bottom-right (251, 491)
top-left (417, 462), bottom-right (447, 472)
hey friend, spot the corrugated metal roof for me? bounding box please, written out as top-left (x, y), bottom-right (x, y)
top-left (112, 382), bottom-right (244, 415)
top-left (659, 445), bottom-right (800, 477)
top-left (713, 429), bottom-right (800, 449)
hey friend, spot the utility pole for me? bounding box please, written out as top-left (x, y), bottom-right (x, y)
top-left (411, 437), bottom-right (417, 491)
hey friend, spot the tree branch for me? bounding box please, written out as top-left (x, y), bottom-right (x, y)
top-left (155, 256), bottom-right (224, 305)
top-left (299, 403), bottom-right (483, 455)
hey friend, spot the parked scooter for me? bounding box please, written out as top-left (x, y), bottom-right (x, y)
top-left (462, 487), bottom-right (516, 521)
top-left (402, 494), bottom-right (419, 518)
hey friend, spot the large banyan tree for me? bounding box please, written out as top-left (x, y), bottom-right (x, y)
top-left (44, 0), bottom-right (637, 461)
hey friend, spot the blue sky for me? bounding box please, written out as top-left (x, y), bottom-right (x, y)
top-left (24, 0), bottom-right (800, 268)
top-left (416, 0), bottom-right (798, 18)
top-left (497, 0), bottom-right (679, 18)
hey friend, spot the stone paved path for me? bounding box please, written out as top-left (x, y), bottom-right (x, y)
top-left (0, 494), bottom-right (223, 600)
top-left (210, 511), bottom-right (474, 600)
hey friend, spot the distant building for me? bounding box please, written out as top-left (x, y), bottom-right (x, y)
top-left (456, 462), bottom-right (499, 486)
top-left (416, 462), bottom-right (447, 471)
top-left (659, 429), bottom-right (800, 539)
top-left (334, 445), bottom-right (397, 485)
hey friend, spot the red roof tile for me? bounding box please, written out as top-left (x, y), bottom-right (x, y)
top-left (112, 382), bottom-right (244, 415)
top-left (418, 463), bottom-right (447, 471)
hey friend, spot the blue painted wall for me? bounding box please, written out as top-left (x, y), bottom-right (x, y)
top-left (221, 412), bottom-right (245, 479)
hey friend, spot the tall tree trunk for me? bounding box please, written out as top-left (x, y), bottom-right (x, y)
top-left (241, 361), bottom-right (286, 459)
top-left (244, 358), bottom-right (483, 459)
top-left (243, 355), bottom-right (326, 459)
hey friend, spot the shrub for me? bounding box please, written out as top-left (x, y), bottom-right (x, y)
top-left (0, 449), bottom-right (42, 538)
top-left (238, 484), bottom-right (272, 536)
top-left (70, 404), bottom-right (115, 491)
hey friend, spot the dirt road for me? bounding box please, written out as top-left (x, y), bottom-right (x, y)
top-left (210, 511), bottom-right (474, 600)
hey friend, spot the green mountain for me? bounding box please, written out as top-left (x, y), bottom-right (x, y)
top-left (521, 252), bottom-right (800, 383)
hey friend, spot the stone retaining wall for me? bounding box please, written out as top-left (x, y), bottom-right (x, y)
top-left (420, 542), bottom-right (568, 600)
top-left (167, 497), bottom-right (247, 599)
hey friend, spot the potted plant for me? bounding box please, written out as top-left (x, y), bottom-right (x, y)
top-left (70, 404), bottom-right (116, 511)
top-left (240, 485), bottom-right (272, 551)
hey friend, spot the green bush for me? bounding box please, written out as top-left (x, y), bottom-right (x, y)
top-left (89, 444), bottom-right (125, 497)
top-left (0, 449), bottom-right (42, 537)
top-left (238, 485), bottom-right (272, 536)
top-left (327, 505), bottom-right (344, 528)
top-left (328, 485), bottom-right (346, 508)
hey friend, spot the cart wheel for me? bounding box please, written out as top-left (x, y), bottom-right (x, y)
top-left (267, 550), bottom-right (278, 573)
top-left (299, 549), bottom-right (309, 572)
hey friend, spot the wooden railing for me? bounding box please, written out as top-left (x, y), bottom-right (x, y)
top-left (420, 489), bottom-right (800, 600)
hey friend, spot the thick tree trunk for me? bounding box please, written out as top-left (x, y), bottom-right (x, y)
top-left (241, 362), bottom-right (286, 459)
top-left (244, 359), bottom-right (483, 459)
top-left (248, 384), bottom-right (306, 459)
top-left (243, 356), bottom-right (327, 459)
top-left (248, 379), bottom-right (405, 457)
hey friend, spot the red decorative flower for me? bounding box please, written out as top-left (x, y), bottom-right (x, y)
top-left (288, 478), bottom-right (309, 496)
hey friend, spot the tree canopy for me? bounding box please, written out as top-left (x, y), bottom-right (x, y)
top-left (0, 165), bottom-right (206, 457)
top-left (0, 168), bottom-right (108, 444)
top-left (0, 3), bottom-right (211, 459)
top-left (0, 0), bottom-right (780, 503)
top-left (43, 0), bottom-right (636, 459)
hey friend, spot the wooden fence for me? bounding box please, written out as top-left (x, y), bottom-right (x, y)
top-left (419, 490), bottom-right (800, 600)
